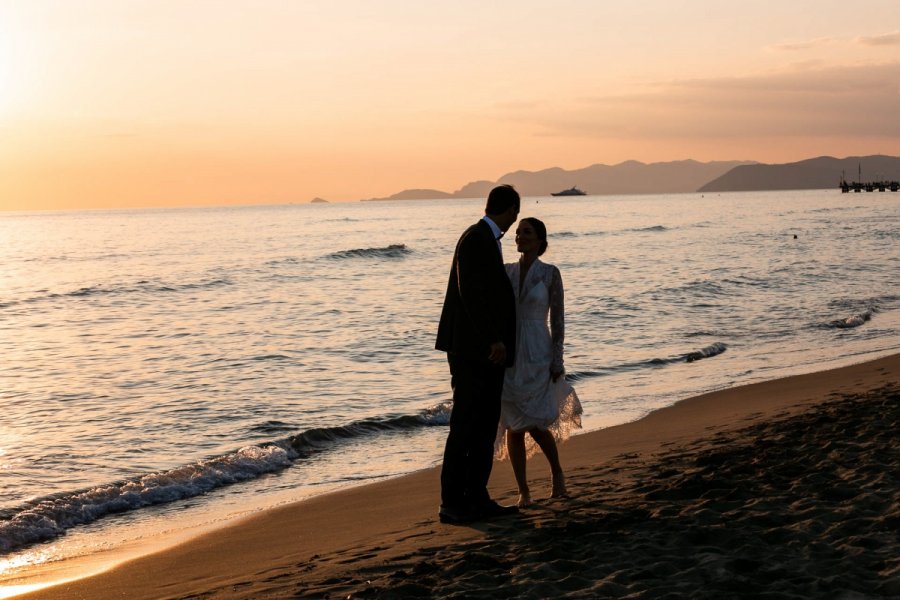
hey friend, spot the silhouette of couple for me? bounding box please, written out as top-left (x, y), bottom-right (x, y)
top-left (436, 185), bottom-right (582, 524)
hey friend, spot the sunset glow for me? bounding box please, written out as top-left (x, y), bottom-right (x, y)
top-left (1, 1), bottom-right (899, 210)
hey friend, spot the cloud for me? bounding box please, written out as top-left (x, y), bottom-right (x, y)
top-left (517, 61), bottom-right (900, 141)
top-left (767, 29), bottom-right (900, 52)
top-left (856, 30), bottom-right (900, 46)
top-left (769, 37), bottom-right (839, 52)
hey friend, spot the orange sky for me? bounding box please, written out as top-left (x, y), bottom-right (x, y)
top-left (1, 1), bottom-right (899, 210)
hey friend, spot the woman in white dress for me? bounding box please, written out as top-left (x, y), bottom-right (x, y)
top-left (496, 217), bottom-right (582, 507)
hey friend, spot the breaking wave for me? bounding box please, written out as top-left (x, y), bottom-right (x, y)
top-left (827, 312), bottom-right (873, 329)
top-left (0, 403), bottom-right (450, 554)
top-left (326, 244), bottom-right (412, 260)
top-left (0, 278), bottom-right (232, 311)
top-left (567, 342), bottom-right (728, 381)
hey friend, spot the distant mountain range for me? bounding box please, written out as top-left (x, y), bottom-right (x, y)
top-left (353, 155), bottom-right (900, 202)
top-left (698, 155), bottom-right (900, 192)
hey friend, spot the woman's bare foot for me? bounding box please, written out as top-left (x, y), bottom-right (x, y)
top-left (550, 472), bottom-right (568, 498)
top-left (517, 491), bottom-right (532, 508)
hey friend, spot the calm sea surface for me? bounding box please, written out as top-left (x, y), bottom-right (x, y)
top-left (1, 190), bottom-right (899, 582)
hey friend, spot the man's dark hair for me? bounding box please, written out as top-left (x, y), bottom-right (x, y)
top-left (485, 184), bottom-right (520, 215)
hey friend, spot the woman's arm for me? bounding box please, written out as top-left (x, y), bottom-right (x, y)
top-left (548, 266), bottom-right (565, 380)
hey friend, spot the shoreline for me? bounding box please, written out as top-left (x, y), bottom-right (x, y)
top-left (10, 352), bottom-right (900, 599)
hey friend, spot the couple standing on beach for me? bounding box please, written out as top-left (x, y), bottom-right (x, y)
top-left (436, 184), bottom-right (583, 524)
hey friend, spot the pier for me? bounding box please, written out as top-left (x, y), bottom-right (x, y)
top-left (840, 179), bottom-right (900, 193)
top-left (839, 165), bottom-right (899, 192)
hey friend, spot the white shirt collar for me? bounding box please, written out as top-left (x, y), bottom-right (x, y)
top-left (482, 216), bottom-right (503, 240)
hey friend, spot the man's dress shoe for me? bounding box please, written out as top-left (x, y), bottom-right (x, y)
top-left (438, 505), bottom-right (477, 524)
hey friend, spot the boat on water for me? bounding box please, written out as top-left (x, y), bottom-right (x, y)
top-left (551, 186), bottom-right (587, 196)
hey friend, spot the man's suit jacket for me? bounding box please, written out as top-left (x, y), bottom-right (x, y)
top-left (435, 219), bottom-right (516, 367)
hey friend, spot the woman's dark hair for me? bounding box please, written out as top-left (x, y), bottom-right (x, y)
top-left (522, 217), bottom-right (548, 256)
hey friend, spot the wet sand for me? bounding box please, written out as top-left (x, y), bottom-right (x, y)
top-left (17, 353), bottom-right (900, 599)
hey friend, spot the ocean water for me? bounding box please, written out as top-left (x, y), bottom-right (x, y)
top-left (1, 190), bottom-right (899, 584)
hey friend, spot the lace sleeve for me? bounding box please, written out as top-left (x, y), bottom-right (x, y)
top-left (548, 265), bottom-right (565, 372)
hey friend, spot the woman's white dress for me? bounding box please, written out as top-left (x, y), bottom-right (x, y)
top-left (495, 259), bottom-right (583, 459)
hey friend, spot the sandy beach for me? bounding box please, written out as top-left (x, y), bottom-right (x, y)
top-left (14, 353), bottom-right (900, 599)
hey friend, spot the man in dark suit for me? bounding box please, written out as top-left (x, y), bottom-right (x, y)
top-left (435, 184), bottom-right (520, 524)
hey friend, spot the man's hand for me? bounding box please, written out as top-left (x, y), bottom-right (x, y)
top-left (550, 367), bottom-right (564, 383)
top-left (488, 342), bottom-right (507, 365)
